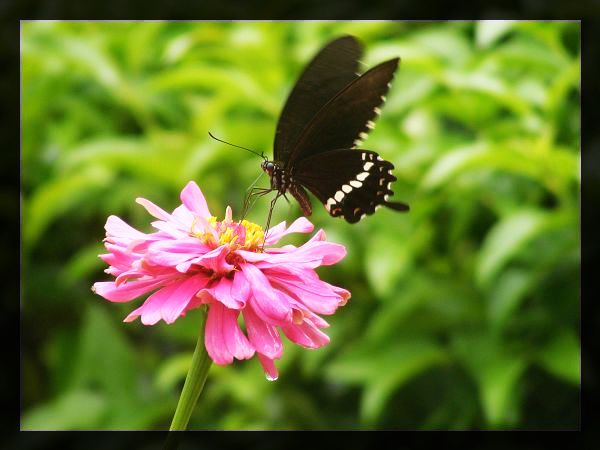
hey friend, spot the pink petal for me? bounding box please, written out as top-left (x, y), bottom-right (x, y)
top-left (150, 220), bottom-right (189, 239)
top-left (145, 239), bottom-right (211, 268)
top-left (230, 270), bottom-right (251, 307)
top-left (115, 268), bottom-right (147, 286)
top-left (200, 276), bottom-right (244, 309)
top-left (255, 240), bottom-right (347, 269)
top-left (266, 269), bottom-right (345, 315)
top-left (324, 282), bottom-right (351, 306)
top-left (205, 301), bottom-right (255, 365)
top-left (282, 319), bottom-right (330, 349)
top-left (180, 181), bottom-right (212, 219)
top-left (242, 303), bottom-right (283, 359)
top-left (92, 276), bottom-right (171, 302)
top-left (307, 229), bottom-right (326, 243)
top-left (223, 206), bottom-right (233, 224)
top-left (104, 215), bottom-right (148, 241)
top-left (266, 244), bottom-right (298, 253)
top-left (125, 237), bottom-right (159, 254)
top-left (176, 245), bottom-right (233, 273)
top-left (124, 274), bottom-right (209, 324)
top-left (256, 353), bottom-right (279, 381)
top-left (241, 263), bottom-right (291, 325)
top-left (171, 204), bottom-right (195, 228)
top-left (136, 197), bottom-right (172, 221)
top-left (99, 245), bottom-right (139, 271)
top-left (234, 249), bottom-right (272, 263)
top-left (301, 309), bottom-right (330, 328)
top-left (264, 217), bottom-right (314, 245)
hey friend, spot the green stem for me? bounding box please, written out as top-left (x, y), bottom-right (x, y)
top-left (169, 306), bottom-right (212, 431)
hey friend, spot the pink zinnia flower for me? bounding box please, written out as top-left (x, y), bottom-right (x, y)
top-left (92, 181), bottom-right (350, 380)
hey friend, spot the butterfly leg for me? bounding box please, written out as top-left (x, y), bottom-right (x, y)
top-left (260, 192), bottom-right (283, 250)
top-left (241, 187), bottom-right (272, 220)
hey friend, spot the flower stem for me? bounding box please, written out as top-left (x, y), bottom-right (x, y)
top-left (169, 306), bottom-right (212, 431)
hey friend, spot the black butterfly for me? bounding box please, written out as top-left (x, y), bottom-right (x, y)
top-left (247, 35), bottom-right (410, 226)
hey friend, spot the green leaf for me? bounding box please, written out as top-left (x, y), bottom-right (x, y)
top-left (326, 339), bottom-right (446, 424)
top-left (487, 268), bottom-right (535, 331)
top-left (453, 334), bottom-right (527, 427)
top-left (476, 20), bottom-right (517, 48)
top-left (444, 71), bottom-right (531, 115)
top-left (476, 209), bottom-right (570, 287)
top-left (22, 389), bottom-right (107, 430)
top-left (421, 141), bottom-right (578, 193)
top-left (62, 137), bottom-right (178, 175)
top-left (23, 167), bottom-right (112, 250)
top-left (361, 341), bottom-right (446, 424)
top-left (536, 329), bottom-right (580, 384)
top-left (364, 233), bottom-right (412, 298)
top-left (421, 142), bottom-right (489, 189)
top-left (155, 352), bottom-right (193, 392)
top-left (412, 26), bottom-right (472, 64)
top-left (61, 242), bottom-right (106, 282)
top-left (364, 289), bottom-right (424, 343)
top-left (71, 304), bottom-right (137, 401)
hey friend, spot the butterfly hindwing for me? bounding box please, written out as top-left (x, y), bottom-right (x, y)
top-left (292, 149), bottom-right (409, 223)
top-left (274, 36), bottom-right (362, 164)
top-left (287, 58), bottom-right (400, 165)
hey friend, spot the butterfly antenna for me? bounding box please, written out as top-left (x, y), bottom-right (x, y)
top-left (208, 132), bottom-right (267, 160)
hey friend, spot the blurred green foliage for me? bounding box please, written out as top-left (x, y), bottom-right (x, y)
top-left (21, 21), bottom-right (580, 430)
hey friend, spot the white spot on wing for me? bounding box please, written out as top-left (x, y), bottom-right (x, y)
top-left (380, 95), bottom-right (387, 101)
top-left (357, 172), bottom-right (369, 181)
top-left (377, 156), bottom-right (383, 161)
top-left (342, 184), bottom-right (352, 193)
top-left (361, 153), bottom-right (366, 161)
top-left (350, 180), bottom-right (362, 188)
top-left (334, 191), bottom-right (345, 202)
top-left (359, 132), bottom-right (368, 140)
top-left (374, 107), bottom-right (381, 115)
top-left (364, 162), bottom-right (374, 171)
top-left (366, 120), bottom-right (375, 129)
top-left (325, 198), bottom-right (336, 211)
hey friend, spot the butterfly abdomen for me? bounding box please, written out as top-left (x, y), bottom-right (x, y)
top-left (289, 183), bottom-right (312, 217)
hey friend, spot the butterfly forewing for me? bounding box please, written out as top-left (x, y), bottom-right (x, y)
top-left (292, 149), bottom-right (409, 223)
top-left (274, 36), bottom-right (363, 164)
top-left (287, 58), bottom-right (400, 165)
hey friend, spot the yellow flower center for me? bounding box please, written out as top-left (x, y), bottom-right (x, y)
top-left (192, 214), bottom-right (264, 252)
top-left (239, 219), bottom-right (265, 250)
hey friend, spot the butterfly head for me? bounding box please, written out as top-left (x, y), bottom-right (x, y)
top-left (261, 160), bottom-right (276, 176)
